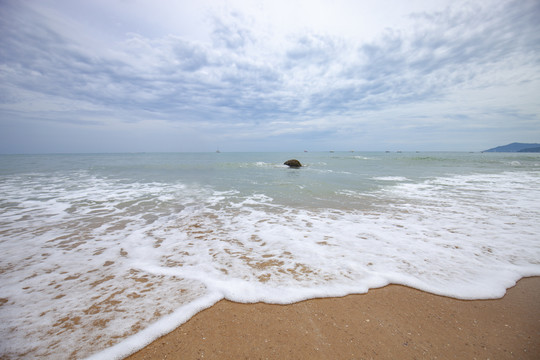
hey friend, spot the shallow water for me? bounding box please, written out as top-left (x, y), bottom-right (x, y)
top-left (1, 152), bottom-right (539, 359)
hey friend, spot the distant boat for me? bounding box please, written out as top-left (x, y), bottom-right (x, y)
top-left (216, 148), bottom-right (221, 153)
top-left (330, 150), bottom-right (334, 153)
top-left (304, 150), bottom-right (308, 152)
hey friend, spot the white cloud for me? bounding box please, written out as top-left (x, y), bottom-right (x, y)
top-left (1, 0), bottom-right (539, 153)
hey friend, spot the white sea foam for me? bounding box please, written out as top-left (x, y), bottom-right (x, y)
top-left (1, 158), bottom-right (539, 359)
top-left (372, 176), bottom-right (409, 181)
top-left (352, 156), bottom-right (374, 160)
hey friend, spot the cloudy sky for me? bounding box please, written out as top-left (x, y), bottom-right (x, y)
top-left (1, 0), bottom-right (539, 153)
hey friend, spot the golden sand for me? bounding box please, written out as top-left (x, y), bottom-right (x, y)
top-left (127, 277), bottom-right (540, 359)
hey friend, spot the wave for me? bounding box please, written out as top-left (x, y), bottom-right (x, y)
top-left (1, 164), bottom-right (539, 359)
top-left (372, 176), bottom-right (409, 181)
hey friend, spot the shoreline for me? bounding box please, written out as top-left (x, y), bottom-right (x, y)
top-left (126, 276), bottom-right (540, 359)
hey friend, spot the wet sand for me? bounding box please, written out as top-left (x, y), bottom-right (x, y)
top-left (127, 277), bottom-right (540, 359)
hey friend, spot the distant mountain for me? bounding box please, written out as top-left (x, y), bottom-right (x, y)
top-left (483, 142), bottom-right (540, 152)
top-left (518, 147), bottom-right (540, 153)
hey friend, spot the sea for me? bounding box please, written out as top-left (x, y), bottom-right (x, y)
top-left (1, 151), bottom-right (539, 359)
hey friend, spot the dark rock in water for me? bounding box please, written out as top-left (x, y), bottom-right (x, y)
top-left (284, 159), bottom-right (302, 168)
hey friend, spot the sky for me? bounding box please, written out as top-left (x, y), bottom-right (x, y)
top-left (1, 0), bottom-right (539, 153)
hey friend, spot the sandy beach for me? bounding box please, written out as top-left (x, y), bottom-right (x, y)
top-left (126, 277), bottom-right (540, 359)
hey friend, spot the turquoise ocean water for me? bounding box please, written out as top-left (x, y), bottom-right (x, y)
top-left (1, 152), bottom-right (539, 359)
